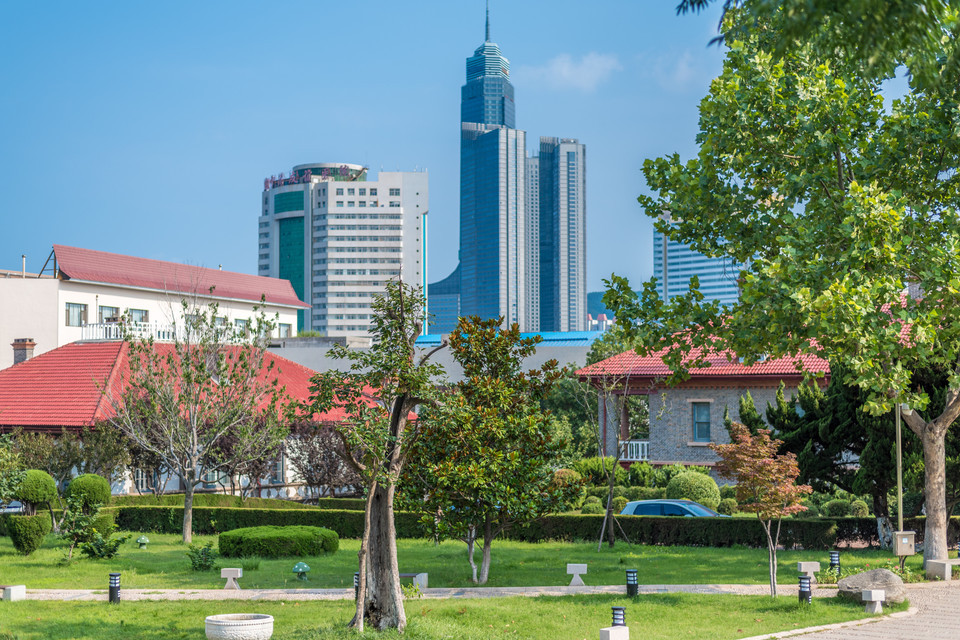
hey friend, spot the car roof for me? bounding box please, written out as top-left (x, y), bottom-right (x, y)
top-left (623, 499), bottom-right (697, 506)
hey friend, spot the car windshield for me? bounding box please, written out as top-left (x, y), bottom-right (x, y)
top-left (684, 503), bottom-right (719, 517)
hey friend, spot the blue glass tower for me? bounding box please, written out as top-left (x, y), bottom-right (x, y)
top-left (429, 5), bottom-right (528, 332)
top-left (653, 227), bottom-right (742, 306)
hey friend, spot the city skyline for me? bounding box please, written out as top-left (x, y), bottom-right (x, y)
top-left (0, 2), bottom-right (729, 295)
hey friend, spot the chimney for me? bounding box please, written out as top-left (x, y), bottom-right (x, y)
top-left (12, 338), bottom-right (36, 365)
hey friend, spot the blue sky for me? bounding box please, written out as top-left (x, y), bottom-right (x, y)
top-left (0, 1), bottom-right (728, 293)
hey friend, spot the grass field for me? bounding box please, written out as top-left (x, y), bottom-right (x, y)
top-left (0, 533), bottom-right (923, 590)
top-left (0, 593), bottom-right (904, 640)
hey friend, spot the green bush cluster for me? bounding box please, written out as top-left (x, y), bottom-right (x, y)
top-left (14, 470), bottom-right (57, 514)
top-left (627, 462), bottom-right (654, 487)
top-left (822, 499), bottom-right (852, 517)
top-left (112, 493), bottom-right (323, 510)
top-left (717, 498), bottom-right (738, 515)
top-left (653, 463), bottom-right (710, 488)
top-left (584, 486), bottom-right (667, 501)
top-left (850, 500), bottom-right (870, 518)
top-left (719, 485), bottom-right (737, 500)
top-left (571, 457), bottom-right (628, 486)
top-left (65, 474), bottom-right (111, 511)
top-left (219, 525), bottom-right (339, 558)
top-left (186, 541), bottom-right (218, 571)
top-left (665, 472), bottom-right (721, 510)
top-left (550, 469), bottom-right (585, 510)
top-left (611, 496), bottom-right (628, 513)
top-left (580, 502), bottom-right (604, 514)
top-left (8, 514), bottom-right (52, 555)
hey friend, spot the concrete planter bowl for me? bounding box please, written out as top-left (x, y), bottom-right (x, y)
top-left (205, 613), bottom-right (274, 640)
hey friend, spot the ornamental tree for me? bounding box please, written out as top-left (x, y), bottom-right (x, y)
top-left (606, 10), bottom-right (960, 564)
top-left (711, 424), bottom-right (810, 596)
top-left (107, 300), bottom-right (290, 543)
top-left (402, 316), bottom-right (575, 584)
top-left (306, 281), bottom-right (444, 633)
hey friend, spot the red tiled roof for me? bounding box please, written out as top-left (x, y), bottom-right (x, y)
top-left (53, 245), bottom-right (309, 308)
top-left (0, 342), bottom-right (350, 430)
top-left (577, 347), bottom-right (829, 381)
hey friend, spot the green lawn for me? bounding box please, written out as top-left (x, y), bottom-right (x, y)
top-left (0, 593), bottom-right (904, 640)
top-left (0, 533), bottom-right (924, 590)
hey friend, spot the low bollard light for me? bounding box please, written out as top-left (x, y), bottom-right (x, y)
top-left (108, 573), bottom-right (121, 604)
top-left (137, 535), bottom-right (149, 550)
top-left (293, 562), bottom-right (310, 581)
top-left (798, 575), bottom-right (812, 605)
top-left (626, 569), bottom-right (638, 597)
top-left (829, 551), bottom-right (840, 575)
top-left (611, 606), bottom-right (626, 627)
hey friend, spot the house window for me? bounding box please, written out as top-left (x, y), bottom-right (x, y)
top-left (358, 188), bottom-right (366, 196)
top-left (129, 308), bottom-right (149, 323)
top-left (347, 188), bottom-right (355, 196)
top-left (270, 453), bottom-right (284, 485)
top-left (98, 305), bottom-right (120, 323)
top-left (134, 468), bottom-right (155, 493)
top-left (369, 188), bottom-right (377, 196)
top-left (336, 188), bottom-right (344, 195)
top-left (692, 403), bottom-right (711, 442)
top-left (389, 188), bottom-right (400, 196)
top-left (278, 323), bottom-right (292, 338)
top-left (235, 318), bottom-right (250, 336)
top-left (65, 303), bottom-right (88, 327)
top-left (202, 470), bottom-right (227, 490)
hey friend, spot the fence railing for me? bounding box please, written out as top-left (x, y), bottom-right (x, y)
top-left (80, 322), bottom-right (180, 342)
top-left (621, 439), bottom-right (649, 462)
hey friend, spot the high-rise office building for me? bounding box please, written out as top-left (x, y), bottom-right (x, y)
top-left (524, 154), bottom-right (541, 331)
top-left (653, 217), bottom-right (741, 306)
top-left (537, 137), bottom-right (587, 332)
top-left (259, 163), bottom-right (427, 336)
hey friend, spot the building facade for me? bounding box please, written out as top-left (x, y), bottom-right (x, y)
top-left (537, 137), bottom-right (587, 332)
top-left (0, 245), bottom-right (306, 371)
top-left (258, 163), bottom-right (427, 336)
top-left (653, 220), bottom-right (742, 306)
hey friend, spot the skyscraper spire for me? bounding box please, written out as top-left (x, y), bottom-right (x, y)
top-left (485, 0), bottom-right (490, 42)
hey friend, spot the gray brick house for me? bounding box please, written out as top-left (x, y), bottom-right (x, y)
top-left (577, 348), bottom-right (829, 469)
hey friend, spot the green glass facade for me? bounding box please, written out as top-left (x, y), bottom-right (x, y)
top-left (278, 217), bottom-right (305, 330)
top-left (274, 191), bottom-right (305, 214)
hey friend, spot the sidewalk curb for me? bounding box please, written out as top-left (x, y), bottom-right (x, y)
top-left (737, 605), bottom-right (918, 640)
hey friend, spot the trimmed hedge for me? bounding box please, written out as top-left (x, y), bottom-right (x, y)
top-left (8, 514), bottom-right (52, 555)
top-left (220, 525), bottom-right (339, 558)
top-left (66, 474), bottom-right (111, 511)
top-left (112, 494), bottom-right (320, 510)
top-left (665, 472), bottom-right (721, 510)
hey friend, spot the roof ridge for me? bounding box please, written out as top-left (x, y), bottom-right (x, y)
top-left (91, 342), bottom-right (126, 425)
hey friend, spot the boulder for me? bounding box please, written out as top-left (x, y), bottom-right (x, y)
top-left (838, 569), bottom-right (906, 604)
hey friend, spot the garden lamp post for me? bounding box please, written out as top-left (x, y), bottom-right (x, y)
top-left (293, 562), bottom-right (310, 581)
top-left (894, 403), bottom-right (916, 569)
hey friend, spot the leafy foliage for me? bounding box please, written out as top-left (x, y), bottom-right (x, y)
top-left (79, 529), bottom-right (130, 560)
top-left (0, 435), bottom-right (24, 506)
top-left (8, 514), bottom-right (52, 555)
top-left (665, 471), bottom-right (721, 510)
top-left (65, 474), bottom-right (111, 513)
top-left (14, 469), bottom-right (57, 515)
top-left (186, 541), bottom-right (218, 571)
top-left (284, 421), bottom-right (362, 498)
top-left (717, 498), bottom-right (738, 516)
top-left (219, 525), bottom-right (339, 558)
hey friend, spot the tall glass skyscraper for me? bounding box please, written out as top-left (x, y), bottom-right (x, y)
top-left (652, 223), bottom-right (742, 306)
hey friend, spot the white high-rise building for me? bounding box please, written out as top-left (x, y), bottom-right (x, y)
top-left (524, 155), bottom-right (541, 332)
top-left (258, 163), bottom-right (427, 336)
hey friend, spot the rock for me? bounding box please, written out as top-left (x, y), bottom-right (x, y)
top-left (838, 569), bottom-right (906, 604)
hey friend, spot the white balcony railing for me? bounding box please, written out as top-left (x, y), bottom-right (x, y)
top-left (621, 440), bottom-right (649, 462)
top-left (80, 322), bottom-right (180, 342)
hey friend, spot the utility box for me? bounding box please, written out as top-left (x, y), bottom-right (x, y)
top-left (894, 531), bottom-right (916, 556)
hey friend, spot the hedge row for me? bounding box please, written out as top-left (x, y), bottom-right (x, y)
top-left (112, 494), bottom-right (319, 510)
top-left (220, 525), bottom-right (339, 558)
top-left (112, 505), bottom-right (960, 549)
top-left (314, 498), bottom-right (366, 511)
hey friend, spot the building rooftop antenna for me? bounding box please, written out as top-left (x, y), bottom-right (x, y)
top-left (485, 0), bottom-right (490, 42)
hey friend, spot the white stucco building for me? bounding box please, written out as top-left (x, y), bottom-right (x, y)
top-left (0, 244), bottom-right (308, 370)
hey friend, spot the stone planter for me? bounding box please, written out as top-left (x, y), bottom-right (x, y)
top-left (205, 613), bottom-right (274, 640)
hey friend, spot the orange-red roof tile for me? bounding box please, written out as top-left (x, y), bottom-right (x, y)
top-left (53, 244), bottom-right (308, 308)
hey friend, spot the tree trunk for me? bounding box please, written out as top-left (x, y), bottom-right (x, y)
top-left (762, 520), bottom-right (777, 597)
top-left (466, 526), bottom-right (478, 583)
top-left (183, 476), bottom-right (195, 544)
top-left (359, 482), bottom-right (405, 631)
top-left (351, 480), bottom-right (376, 632)
top-left (478, 515), bottom-right (494, 585)
top-left (876, 516), bottom-right (894, 550)
top-left (606, 461), bottom-right (617, 548)
top-left (922, 429), bottom-right (949, 565)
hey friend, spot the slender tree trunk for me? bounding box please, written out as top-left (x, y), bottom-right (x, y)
top-left (359, 482), bottom-right (405, 631)
top-left (762, 520), bottom-right (777, 597)
top-left (478, 515), bottom-right (494, 585)
top-left (466, 526), bottom-right (478, 583)
top-left (922, 429), bottom-right (949, 565)
top-left (351, 480), bottom-right (377, 632)
top-left (183, 475), bottom-right (195, 544)
top-left (606, 461), bottom-right (617, 548)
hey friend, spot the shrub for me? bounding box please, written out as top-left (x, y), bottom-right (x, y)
top-left (14, 470), bottom-right (57, 514)
top-left (79, 530), bottom-right (130, 559)
top-left (580, 502), bottom-right (604, 515)
top-left (625, 487), bottom-right (667, 501)
top-left (800, 500), bottom-right (821, 518)
top-left (551, 469), bottom-right (585, 510)
top-left (665, 472), bottom-right (721, 510)
top-left (627, 462), bottom-right (654, 488)
top-left (571, 457), bottom-right (627, 486)
top-left (719, 485), bottom-right (737, 500)
top-left (612, 496), bottom-right (628, 513)
top-left (65, 474), bottom-right (111, 512)
top-left (219, 525), bottom-right (340, 558)
top-left (8, 514), bottom-right (52, 555)
top-left (186, 541), bottom-right (218, 571)
top-left (717, 498), bottom-right (738, 516)
top-left (850, 499), bottom-right (870, 518)
top-left (822, 499), bottom-right (852, 517)
top-left (584, 495), bottom-right (602, 506)
top-left (654, 463), bottom-right (710, 488)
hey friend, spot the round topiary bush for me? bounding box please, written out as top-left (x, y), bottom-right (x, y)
top-left (612, 496), bottom-right (628, 513)
top-left (800, 500), bottom-right (820, 518)
top-left (14, 470), bottom-right (57, 515)
top-left (584, 495), bottom-right (602, 506)
top-left (580, 501), bottom-right (604, 515)
top-left (850, 499), bottom-right (870, 518)
top-left (822, 499), bottom-right (852, 517)
top-left (719, 485), bottom-right (737, 501)
top-left (8, 514), bottom-right (52, 555)
top-left (65, 474), bottom-right (111, 512)
top-left (551, 469), bottom-right (585, 510)
top-left (665, 471), bottom-right (721, 510)
top-left (717, 498), bottom-right (738, 516)
top-left (219, 526), bottom-right (339, 559)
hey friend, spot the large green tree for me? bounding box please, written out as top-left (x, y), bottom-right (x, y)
top-left (306, 282), bottom-right (443, 633)
top-left (606, 12), bottom-right (960, 563)
top-left (402, 317), bottom-right (573, 585)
